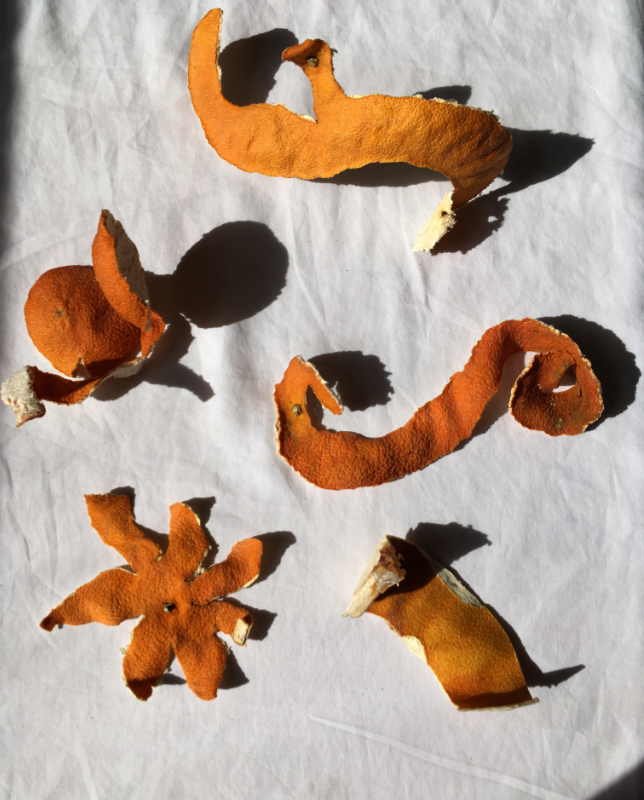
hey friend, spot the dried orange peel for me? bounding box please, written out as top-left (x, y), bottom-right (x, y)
top-left (274, 319), bottom-right (603, 490)
top-left (188, 9), bottom-right (512, 251)
top-left (345, 536), bottom-right (536, 711)
top-left (41, 493), bottom-right (263, 701)
top-left (1, 211), bottom-right (165, 426)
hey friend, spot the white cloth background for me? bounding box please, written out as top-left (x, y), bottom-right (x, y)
top-left (1, 1), bottom-right (642, 798)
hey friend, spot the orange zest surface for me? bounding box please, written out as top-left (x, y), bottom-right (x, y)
top-left (188, 9), bottom-right (512, 251)
top-left (274, 319), bottom-right (603, 490)
top-left (41, 493), bottom-right (263, 701)
top-left (346, 536), bottom-right (536, 711)
top-left (1, 211), bottom-right (165, 426)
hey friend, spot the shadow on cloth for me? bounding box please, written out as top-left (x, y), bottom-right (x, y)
top-left (219, 27), bottom-right (299, 106)
top-left (539, 315), bottom-right (640, 429)
top-left (459, 316), bottom-right (638, 448)
top-left (0, 1), bottom-right (18, 251)
top-left (93, 220), bottom-right (288, 403)
top-left (588, 760), bottom-right (644, 800)
top-left (303, 351), bottom-right (393, 432)
top-left (403, 530), bottom-right (585, 690)
top-left (433, 128), bottom-right (594, 254)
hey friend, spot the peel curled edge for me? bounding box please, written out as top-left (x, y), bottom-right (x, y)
top-left (1, 211), bottom-right (165, 426)
top-left (345, 536), bottom-right (537, 711)
top-left (188, 9), bottom-right (512, 251)
top-left (274, 319), bottom-right (603, 490)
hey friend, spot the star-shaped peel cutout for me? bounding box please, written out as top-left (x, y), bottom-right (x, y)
top-left (41, 493), bottom-right (263, 701)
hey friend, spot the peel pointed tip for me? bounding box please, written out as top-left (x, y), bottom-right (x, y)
top-left (40, 614), bottom-right (56, 632)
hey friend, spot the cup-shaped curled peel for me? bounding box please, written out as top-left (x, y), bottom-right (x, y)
top-left (188, 9), bottom-right (513, 252)
top-left (345, 536), bottom-right (536, 711)
top-left (1, 211), bottom-right (165, 426)
top-left (274, 319), bottom-right (603, 490)
top-left (40, 493), bottom-right (263, 701)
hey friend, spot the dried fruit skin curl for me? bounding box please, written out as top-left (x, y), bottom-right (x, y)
top-left (188, 9), bottom-right (512, 251)
top-left (1, 211), bottom-right (165, 426)
top-left (274, 319), bottom-right (603, 490)
top-left (347, 537), bottom-right (536, 711)
top-left (40, 493), bottom-right (263, 702)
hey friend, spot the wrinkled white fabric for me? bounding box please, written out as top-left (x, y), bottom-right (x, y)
top-left (1, 1), bottom-right (642, 799)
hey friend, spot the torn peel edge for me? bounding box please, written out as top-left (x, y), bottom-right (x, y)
top-left (343, 536), bottom-right (405, 618)
top-left (1, 344), bottom-right (157, 427)
top-left (1, 366), bottom-right (46, 426)
top-left (93, 210), bottom-right (151, 333)
top-left (232, 615), bottom-right (252, 646)
top-left (413, 191), bottom-right (456, 252)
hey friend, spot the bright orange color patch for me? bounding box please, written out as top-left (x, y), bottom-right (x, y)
top-left (1, 211), bottom-right (165, 426)
top-left (274, 319), bottom-right (603, 490)
top-left (41, 493), bottom-right (263, 701)
top-left (347, 536), bottom-right (536, 711)
top-left (188, 9), bottom-right (512, 251)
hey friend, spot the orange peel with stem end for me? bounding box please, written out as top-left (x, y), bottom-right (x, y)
top-left (345, 536), bottom-right (537, 711)
top-left (40, 493), bottom-right (263, 702)
top-left (274, 319), bottom-right (603, 490)
top-left (1, 211), bottom-right (165, 426)
top-left (188, 9), bottom-right (513, 252)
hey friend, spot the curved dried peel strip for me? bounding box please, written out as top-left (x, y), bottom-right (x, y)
top-left (1, 212), bottom-right (165, 426)
top-left (188, 9), bottom-right (512, 251)
top-left (274, 319), bottom-right (603, 490)
top-left (40, 493), bottom-right (264, 701)
top-left (1, 365), bottom-right (105, 426)
top-left (92, 209), bottom-right (151, 334)
top-left (348, 537), bottom-right (537, 711)
top-left (1, 354), bottom-right (152, 427)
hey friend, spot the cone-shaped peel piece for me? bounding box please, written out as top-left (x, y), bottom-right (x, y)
top-left (1, 212), bottom-right (165, 426)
